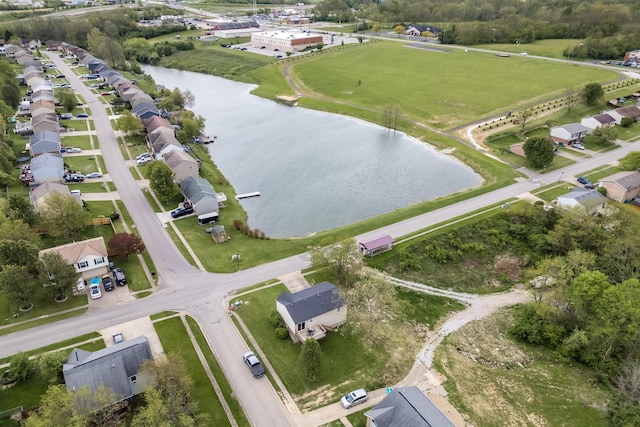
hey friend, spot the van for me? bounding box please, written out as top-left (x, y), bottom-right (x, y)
top-left (197, 212), bottom-right (219, 225)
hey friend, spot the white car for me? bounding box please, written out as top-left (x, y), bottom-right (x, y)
top-left (572, 143), bottom-right (585, 150)
top-left (85, 172), bottom-right (103, 178)
top-left (66, 147), bottom-right (82, 153)
top-left (76, 277), bottom-right (85, 291)
top-left (340, 389), bottom-right (368, 409)
top-left (137, 157), bottom-right (152, 165)
top-left (89, 282), bottom-right (101, 300)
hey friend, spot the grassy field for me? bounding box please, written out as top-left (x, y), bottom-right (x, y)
top-left (434, 308), bottom-right (612, 427)
top-left (62, 154), bottom-right (102, 175)
top-left (288, 41), bottom-right (616, 129)
top-left (60, 135), bottom-right (93, 150)
top-left (154, 316), bottom-right (232, 426)
top-left (472, 39), bottom-right (585, 58)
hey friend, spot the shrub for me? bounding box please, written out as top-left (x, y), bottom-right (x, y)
top-left (275, 327), bottom-right (289, 340)
top-left (270, 310), bottom-right (285, 328)
top-left (9, 352), bottom-right (35, 382)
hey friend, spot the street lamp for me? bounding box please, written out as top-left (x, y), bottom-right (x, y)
top-left (231, 253), bottom-right (240, 270)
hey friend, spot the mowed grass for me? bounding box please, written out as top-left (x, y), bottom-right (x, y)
top-left (232, 285), bottom-right (388, 405)
top-left (154, 316), bottom-right (231, 427)
top-left (472, 39), bottom-right (585, 58)
top-left (435, 309), bottom-right (612, 427)
top-left (290, 41), bottom-right (616, 129)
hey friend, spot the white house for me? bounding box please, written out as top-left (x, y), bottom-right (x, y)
top-left (556, 188), bottom-right (607, 215)
top-left (39, 237), bottom-right (110, 280)
top-left (276, 282), bottom-right (347, 343)
top-left (580, 113), bottom-right (616, 132)
top-left (549, 123), bottom-right (589, 146)
top-left (606, 105), bottom-right (640, 125)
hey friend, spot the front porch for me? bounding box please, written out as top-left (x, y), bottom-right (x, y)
top-left (296, 324), bottom-right (327, 342)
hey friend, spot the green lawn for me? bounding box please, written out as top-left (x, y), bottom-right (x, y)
top-left (62, 155), bottom-right (102, 175)
top-left (232, 285), bottom-right (389, 407)
top-left (346, 408), bottom-right (368, 427)
top-left (472, 39), bottom-right (585, 59)
top-left (60, 119), bottom-right (89, 132)
top-left (533, 183), bottom-right (577, 203)
top-left (66, 182), bottom-right (108, 193)
top-left (60, 135), bottom-right (93, 150)
top-left (110, 254), bottom-right (152, 292)
top-left (154, 317), bottom-right (231, 426)
top-left (289, 41), bottom-right (616, 129)
top-left (0, 291), bottom-right (87, 329)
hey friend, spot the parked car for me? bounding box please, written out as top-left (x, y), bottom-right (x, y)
top-left (585, 183), bottom-right (596, 190)
top-left (59, 113), bottom-right (73, 120)
top-left (64, 173), bottom-right (84, 183)
top-left (102, 276), bottom-right (115, 292)
top-left (86, 74), bottom-right (100, 80)
top-left (243, 351), bottom-right (265, 378)
top-left (113, 332), bottom-right (124, 344)
top-left (76, 277), bottom-right (86, 292)
top-left (577, 177), bottom-right (591, 185)
top-left (136, 153), bottom-right (151, 161)
top-left (572, 143), bottom-right (585, 150)
top-left (85, 172), bottom-right (103, 178)
top-left (171, 205), bottom-right (194, 219)
top-left (54, 74), bottom-right (66, 79)
top-left (113, 268), bottom-right (127, 286)
top-left (66, 147), bottom-right (82, 153)
top-left (137, 157), bottom-right (152, 165)
top-left (70, 190), bottom-right (81, 196)
top-left (89, 277), bottom-right (101, 300)
top-left (340, 389), bottom-right (368, 409)
top-left (76, 113), bottom-right (89, 118)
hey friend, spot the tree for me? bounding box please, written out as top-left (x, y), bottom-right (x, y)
top-left (299, 338), bottom-right (322, 381)
top-left (176, 111), bottom-right (205, 143)
top-left (0, 264), bottom-right (38, 310)
top-left (10, 352), bottom-right (35, 382)
top-left (0, 219), bottom-right (39, 244)
top-left (592, 126), bottom-right (617, 145)
top-left (565, 87), bottom-right (580, 113)
top-left (115, 110), bottom-right (144, 136)
top-left (39, 192), bottom-right (85, 239)
top-left (523, 136), bottom-right (554, 169)
top-left (518, 108), bottom-right (534, 131)
top-left (617, 359), bottom-right (640, 404)
top-left (148, 161), bottom-right (178, 203)
top-left (108, 233), bottom-right (145, 258)
top-left (371, 23), bottom-right (380, 34)
top-left (38, 351), bottom-right (68, 384)
top-left (23, 384), bottom-right (76, 427)
top-left (57, 89), bottom-right (77, 113)
top-left (139, 354), bottom-right (199, 422)
top-left (0, 239), bottom-right (39, 268)
top-left (393, 25), bottom-right (405, 34)
top-left (581, 82), bottom-right (604, 105)
top-left (618, 151), bottom-right (640, 171)
top-left (131, 388), bottom-right (172, 427)
top-left (39, 251), bottom-right (78, 300)
top-left (7, 196), bottom-right (36, 226)
top-left (311, 238), bottom-right (363, 287)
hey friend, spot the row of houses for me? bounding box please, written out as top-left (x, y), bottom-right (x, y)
top-left (550, 102), bottom-right (640, 146)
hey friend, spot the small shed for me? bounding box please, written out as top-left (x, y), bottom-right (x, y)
top-left (358, 235), bottom-right (394, 257)
top-left (211, 225), bottom-right (229, 243)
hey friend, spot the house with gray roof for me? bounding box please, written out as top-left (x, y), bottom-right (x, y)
top-left (599, 171), bottom-right (640, 202)
top-left (179, 176), bottom-right (219, 215)
top-left (365, 386), bottom-right (455, 427)
top-left (30, 153), bottom-right (64, 183)
top-left (556, 188), bottom-right (607, 215)
top-left (164, 149), bottom-right (199, 183)
top-left (549, 123), bottom-right (589, 146)
top-left (132, 102), bottom-right (159, 119)
top-left (608, 105), bottom-right (640, 124)
top-left (29, 130), bottom-right (61, 157)
top-left (63, 336), bottom-right (153, 405)
top-left (276, 281), bottom-right (347, 342)
top-left (30, 181), bottom-right (80, 212)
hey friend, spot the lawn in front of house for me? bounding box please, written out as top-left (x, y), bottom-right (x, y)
top-left (60, 135), bottom-right (93, 150)
top-left (62, 154), bottom-right (102, 175)
top-left (0, 290), bottom-right (87, 329)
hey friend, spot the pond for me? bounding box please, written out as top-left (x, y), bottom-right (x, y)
top-left (142, 66), bottom-right (483, 238)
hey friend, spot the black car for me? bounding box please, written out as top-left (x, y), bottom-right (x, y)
top-left (102, 276), bottom-right (115, 292)
top-left (577, 177), bottom-right (591, 185)
top-left (64, 173), bottom-right (84, 183)
top-left (243, 352), bottom-right (265, 378)
top-left (113, 268), bottom-right (127, 286)
top-left (171, 205), bottom-right (194, 219)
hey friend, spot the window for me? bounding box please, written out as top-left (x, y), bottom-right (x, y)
top-left (77, 261), bottom-right (88, 269)
top-left (94, 257), bottom-right (105, 265)
top-left (131, 375), bottom-right (137, 383)
top-left (297, 322), bottom-right (306, 331)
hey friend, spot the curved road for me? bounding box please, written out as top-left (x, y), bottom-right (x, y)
top-left (3, 52), bottom-right (640, 425)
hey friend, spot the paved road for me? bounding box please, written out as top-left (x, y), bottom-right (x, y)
top-left (4, 53), bottom-right (640, 425)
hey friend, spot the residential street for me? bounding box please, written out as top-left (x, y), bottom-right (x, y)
top-left (2, 52), bottom-right (640, 426)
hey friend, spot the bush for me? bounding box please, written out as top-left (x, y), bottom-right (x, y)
top-left (270, 310), bottom-right (285, 328)
top-left (9, 352), bottom-right (35, 382)
top-left (275, 327), bottom-right (289, 340)
top-left (621, 117), bottom-right (634, 127)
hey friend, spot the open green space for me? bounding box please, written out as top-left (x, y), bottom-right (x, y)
top-left (60, 119), bottom-right (89, 132)
top-left (0, 332), bottom-right (103, 366)
top-left (67, 182), bottom-right (108, 193)
top-left (289, 41), bottom-right (616, 129)
top-left (472, 39), bottom-right (584, 58)
top-left (435, 308), bottom-right (612, 427)
top-left (154, 316), bottom-right (231, 426)
top-left (0, 291), bottom-right (87, 329)
top-left (62, 154), bottom-right (102, 175)
top-left (110, 254), bottom-right (152, 292)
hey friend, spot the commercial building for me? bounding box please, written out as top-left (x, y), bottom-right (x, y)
top-left (250, 30), bottom-right (323, 53)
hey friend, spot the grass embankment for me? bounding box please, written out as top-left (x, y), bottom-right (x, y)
top-left (435, 308), bottom-right (612, 427)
